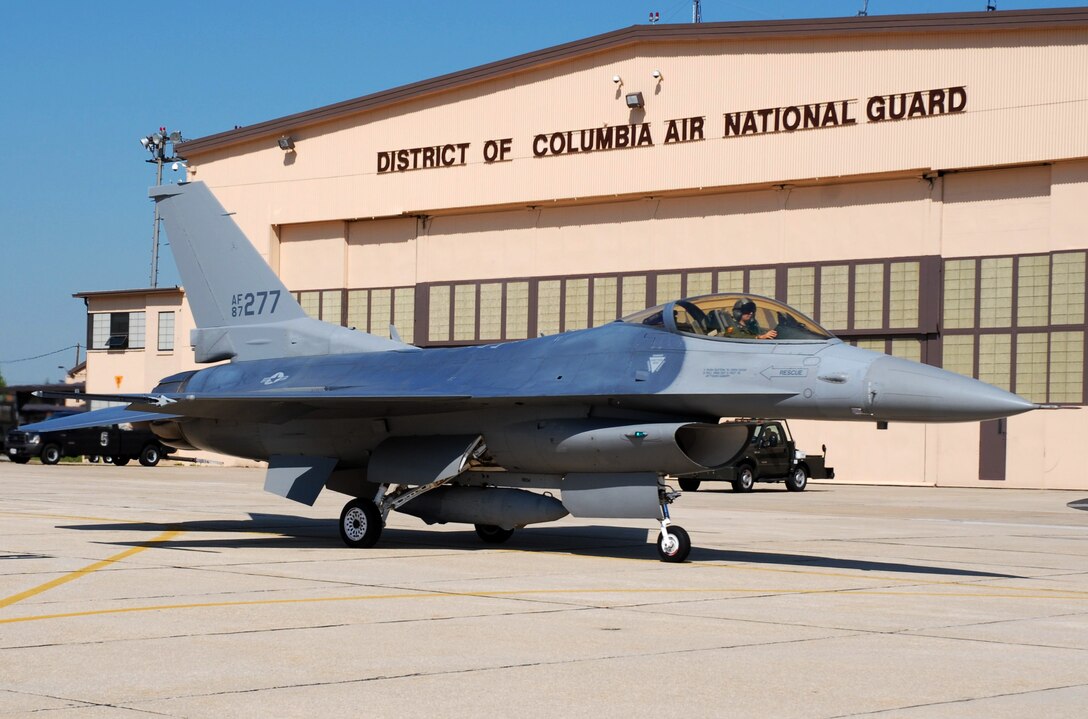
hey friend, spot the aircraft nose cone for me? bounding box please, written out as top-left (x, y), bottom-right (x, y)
top-left (865, 355), bottom-right (1036, 422)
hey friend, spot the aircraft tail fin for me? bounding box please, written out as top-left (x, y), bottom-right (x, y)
top-left (152, 182), bottom-right (412, 362)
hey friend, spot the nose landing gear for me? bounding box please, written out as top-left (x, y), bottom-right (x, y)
top-left (656, 485), bottom-right (691, 562)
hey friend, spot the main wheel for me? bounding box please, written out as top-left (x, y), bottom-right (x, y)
top-left (40, 444), bottom-right (62, 465)
top-left (657, 525), bottom-right (691, 563)
top-left (112, 456), bottom-right (130, 466)
top-left (87, 455), bottom-right (100, 463)
top-left (785, 465), bottom-right (808, 492)
top-left (339, 499), bottom-right (383, 548)
top-left (139, 445), bottom-right (162, 467)
top-left (731, 465), bottom-right (755, 492)
top-left (678, 478), bottom-right (701, 492)
top-left (474, 524), bottom-right (515, 544)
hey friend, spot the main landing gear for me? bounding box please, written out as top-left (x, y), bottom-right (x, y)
top-left (339, 498), bottom-right (383, 548)
top-left (338, 476), bottom-right (693, 563)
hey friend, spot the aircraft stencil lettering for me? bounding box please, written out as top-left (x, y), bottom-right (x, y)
top-left (23, 181), bottom-right (1041, 562)
top-left (231, 289), bottom-right (281, 317)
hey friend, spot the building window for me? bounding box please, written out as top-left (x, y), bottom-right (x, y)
top-left (91, 313), bottom-right (110, 349)
top-left (941, 251), bottom-right (1087, 404)
top-left (453, 284), bottom-right (477, 341)
top-left (621, 275), bottom-right (648, 316)
top-left (1049, 331), bottom-right (1085, 403)
top-left (686, 271), bottom-right (712, 298)
top-left (1051, 251), bottom-right (1086, 325)
top-left (943, 259), bottom-right (976, 329)
top-left (853, 263), bottom-right (884, 329)
top-left (1016, 255), bottom-right (1050, 327)
top-left (537, 280), bottom-right (561, 336)
top-left (89, 311), bottom-right (145, 350)
top-left (1015, 333), bottom-right (1048, 403)
top-left (888, 261), bottom-right (920, 329)
top-left (592, 277), bottom-right (618, 327)
top-left (656, 273), bottom-right (681, 304)
top-left (787, 266), bottom-right (815, 318)
top-left (979, 257), bottom-right (1013, 328)
top-left (564, 278), bottom-right (589, 331)
top-left (428, 286), bottom-right (451, 342)
top-left (819, 265), bottom-right (849, 331)
top-left (942, 335), bottom-right (975, 378)
top-left (748, 268), bottom-right (777, 298)
top-left (157, 312), bottom-right (175, 352)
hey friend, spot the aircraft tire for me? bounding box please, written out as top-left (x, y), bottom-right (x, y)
top-left (657, 525), bottom-right (691, 563)
top-left (112, 456), bottom-right (131, 466)
top-left (40, 445), bottom-right (62, 465)
top-left (785, 465), bottom-right (808, 492)
top-left (339, 499), bottom-right (383, 548)
top-left (88, 455), bottom-right (100, 463)
top-left (731, 466), bottom-right (755, 492)
top-left (139, 445), bottom-right (161, 467)
top-left (678, 478), bottom-right (701, 492)
top-left (474, 524), bottom-right (515, 543)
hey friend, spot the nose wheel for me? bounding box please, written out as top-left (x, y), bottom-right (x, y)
top-left (657, 524), bottom-right (691, 562)
top-left (339, 498), bottom-right (383, 548)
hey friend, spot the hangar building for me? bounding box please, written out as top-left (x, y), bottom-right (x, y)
top-left (81, 8), bottom-right (1088, 488)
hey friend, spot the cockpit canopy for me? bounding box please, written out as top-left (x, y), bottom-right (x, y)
top-left (621, 293), bottom-right (834, 341)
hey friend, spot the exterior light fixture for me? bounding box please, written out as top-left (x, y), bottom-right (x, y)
top-left (625, 92), bottom-right (644, 109)
top-left (612, 75), bottom-right (622, 85)
top-left (651, 69), bottom-right (662, 80)
top-left (278, 136), bottom-right (296, 151)
top-left (140, 126), bottom-right (183, 288)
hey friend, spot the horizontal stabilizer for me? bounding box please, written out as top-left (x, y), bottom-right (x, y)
top-left (17, 407), bottom-right (181, 433)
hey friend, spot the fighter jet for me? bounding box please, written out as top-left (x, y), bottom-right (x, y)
top-left (23, 182), bottom-right (1038, 562)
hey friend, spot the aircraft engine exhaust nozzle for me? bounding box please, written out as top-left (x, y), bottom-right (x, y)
top-left (864, 355), bottom-right (1036, 422)
top-left (398, 486), bottom-right (568, 530)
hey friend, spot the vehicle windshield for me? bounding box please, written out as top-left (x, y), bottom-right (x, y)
top-left (621, 293), bottom-right (833, 341)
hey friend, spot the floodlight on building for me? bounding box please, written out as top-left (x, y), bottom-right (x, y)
top-left (612, 75), bottom-right (622, 85)
top-left (278, 136), bottom-right (296, 152)
top-left (625, 92), bottom-right (644, 109)
top-left (651, 69), bottom-right (662, 80)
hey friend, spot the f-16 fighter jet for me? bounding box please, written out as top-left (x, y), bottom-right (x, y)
top-left (23, 182), bottom-right (1037, 561)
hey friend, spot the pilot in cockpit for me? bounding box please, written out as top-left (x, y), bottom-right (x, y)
top-left (729, 298), bottom-right (777, 340)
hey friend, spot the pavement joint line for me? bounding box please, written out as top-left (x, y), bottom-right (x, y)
top-left (0, 529), bottom-right (182, 610)
top-left (827, 681), bottom-right (1088, 718)
top-left (2, 583), bottom-right (1087, 626)
top-left (697, 560), bottom-right (1088, 597)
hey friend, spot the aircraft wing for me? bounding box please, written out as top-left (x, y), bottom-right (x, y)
top-left (28, 385), bottom-right (798, 424)
top-left (16, 406), bottom-right (182, 433)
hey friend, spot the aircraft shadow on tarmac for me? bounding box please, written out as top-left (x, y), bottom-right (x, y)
top-left (58, 514), bottom-right (1019, 577)
top-left (1068, 498), bottom-right (1088, 511)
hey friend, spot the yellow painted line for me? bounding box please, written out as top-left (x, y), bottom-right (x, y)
top-left (2, 584), bottom-right (1086, 625)
top-left (0, 530), bottom-right (181, 610)
top-left (0, 510), bottom-right (149, 524)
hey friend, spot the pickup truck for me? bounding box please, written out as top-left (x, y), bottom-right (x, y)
top-left (5, 424), bottom-right (174, 467)
top-left (677, 420), bottom-right (833, 492)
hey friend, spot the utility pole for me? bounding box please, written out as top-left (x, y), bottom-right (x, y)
top-left (140, 128), bottom-right (183, 288)
top-left (693, 0), bottom-right (702, 23)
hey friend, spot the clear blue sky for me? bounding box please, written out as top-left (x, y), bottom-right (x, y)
top-left (0, 0), bottom-right (1076, 385)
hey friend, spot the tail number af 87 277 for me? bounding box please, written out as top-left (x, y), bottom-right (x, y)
top-left (231, 290), bottom-right (281, 317)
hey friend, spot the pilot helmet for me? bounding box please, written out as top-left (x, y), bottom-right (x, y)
top-left (732, 298), bottom-right (757, 320)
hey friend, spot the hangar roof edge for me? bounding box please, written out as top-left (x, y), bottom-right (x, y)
top-left (177, 7), bottom-right (1088, 157)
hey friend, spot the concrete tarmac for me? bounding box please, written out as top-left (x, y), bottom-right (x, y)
top-left (1, 460), bottom-right (1086, 718)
